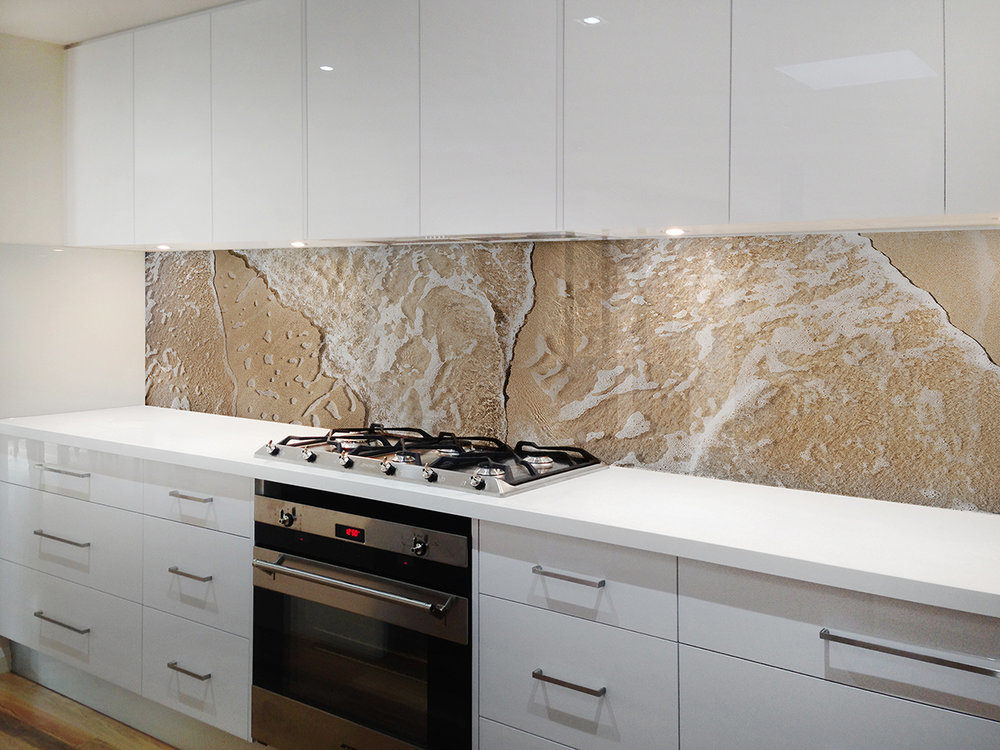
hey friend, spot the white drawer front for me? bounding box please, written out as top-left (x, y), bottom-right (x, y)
top-left (143, 516), bottom-right (251, 637)
top-left (481, 719), bottom-right (572, 750)
top-left (0, 483), bottom-right (141, 601)
top-left (480, 522), bottom-right (676, 639)
top-left (142, 607), bottom-right (250, 739)
top-left (0, 435), bottom-right (40, 487)
top-left (0, 559), bottom-right (141, 693)
top-left (143, 462), bottom-right (252, 537)
top-left (680, 645), bottom-right (1000, 750)
top-left (480, 595), bottom-right (678, 750)
top-left (678, 559), bottom-right (1000, 721)
top-left (27, 443), bottom-right (142, 512)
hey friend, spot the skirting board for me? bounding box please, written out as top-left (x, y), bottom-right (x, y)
top-left (0, 638), bottom-right (10, 673)
top-left (11, 642), bottom-right (253, 750)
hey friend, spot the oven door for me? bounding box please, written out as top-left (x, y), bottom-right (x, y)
top-left (251, 547), bottom-right (470, 750)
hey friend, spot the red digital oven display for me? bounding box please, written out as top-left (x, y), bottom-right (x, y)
top-left (335, 523), bottom-right (366, 544)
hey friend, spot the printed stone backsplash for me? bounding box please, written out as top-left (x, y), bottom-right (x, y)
top-left (145, 231), bottom-right (1000, 513)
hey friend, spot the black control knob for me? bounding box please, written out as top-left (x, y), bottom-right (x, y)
top-left (278, 507), bottom-right (297, 527)
top-left (411, 535), bottom-right (429, 556)
top-left (422, 467), bottom-right (437, 482)
top-left (339, 451), bottom-right (353, 468)
top-left (380, 458), bottom-right (395, 475)
top-left (301, 448), bottom-right (316, 462)
top-left (468, 475), bottom-right (485, 490)
top-left (265, 440), bottom-right (280, 456)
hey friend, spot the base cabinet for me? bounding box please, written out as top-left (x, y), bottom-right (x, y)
top-left (480, 718), bottom-right (573, 750)
top-left (680, 645), bottom-right (1000, 749)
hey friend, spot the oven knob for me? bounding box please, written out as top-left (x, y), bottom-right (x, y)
top-left (278, 507), bottom-right (296, 527)
top-left (339, 451), bottom-right (353, 468)
top-left (411, 535), bottom-right (429, 556)
top-left (422, 467), bottom-right (437, 482)
top-left (265, 440), bottom-right (280, 456)
top-left (468, 474), bottom-right (485, 490)
top-left (380, 458), bottom-right (395, 475)
top-left (301, 448), bottom-right (316, 462)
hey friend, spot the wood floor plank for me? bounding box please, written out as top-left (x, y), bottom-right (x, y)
top-left (0, 674), bottom-right (174, 750)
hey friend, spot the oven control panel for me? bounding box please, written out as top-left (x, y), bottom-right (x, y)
top-left (254, 494), bottom-right (469, 568)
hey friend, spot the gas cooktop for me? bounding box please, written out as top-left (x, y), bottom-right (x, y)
top-left (255, 424), bottom-right (604, 495)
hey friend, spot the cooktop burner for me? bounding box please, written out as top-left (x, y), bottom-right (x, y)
top-left (257, 424), bottom-right (603, 495)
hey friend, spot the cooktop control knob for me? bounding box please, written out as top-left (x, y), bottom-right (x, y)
top-left (265, 440), bottom-right (280, 456)
top-left (421, 467), bottom-right (437, 482)
top-left (301, 448), bottom-right (316, 462)
top-left (380, 458), bottom-right (395, 475)
top-left (468, 475), bottom-right (485, 490)
top-left (411, 535), bottom-right (429, 556)
top-left (278, 507), bottom-right (296, 527)
top-left (339, 452), bottom-right (353, 468)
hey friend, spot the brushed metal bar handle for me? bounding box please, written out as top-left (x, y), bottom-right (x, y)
top-left (168, 490), bottom-right (213, 504)
top-left (33, 610), bottom-right (90, 635)
top-left (253, 557), bottom-right (455, 617)
top-left (34, 464), bottom-right (90, 479)
top-left (168, 566), bottom-right (213, 583)
top-left (532, 668), bottom-right (606, 697)
top-left (167, 661), bottom-right (211, 681)
top-left (33, 529), bottom-right (91, 548)
top-left (531, 564), bottom-right (606, 589)
top-left (819, 628), bottom-right (1000, 678)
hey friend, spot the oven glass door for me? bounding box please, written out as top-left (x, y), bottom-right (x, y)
top-left (252, 556), bottom-right (470, 749)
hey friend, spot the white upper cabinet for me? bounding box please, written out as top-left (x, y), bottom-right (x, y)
top-left (211, 0), bottom-right (304, 244)
top-left (306, 0), bottom-right (419, 240)
top-left (133, 15), bottom-right (212, 245)
top-left (564, 0), bottom-right (730, 233)
top-left (731, 0), bottom-right (944, 224)
top-left (945, 0), bottom-right (1000, 215)
top-left (420, 0), bottom-right (560, 236)
top-left (66, 34), bottom-right (134, 246)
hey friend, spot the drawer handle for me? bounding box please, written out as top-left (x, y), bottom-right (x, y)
top-left (168, 490), bottom-right (213, 504)
top-left (531, 564), bottom-right (606, 589)
top-left (33, 529), bottom-right (91, 548)
top-left (168, 566), bottom-right (213, 583)
top-left (532, 668), bottom-right (606, 697)
top-left (819, 628), bottom-right (1000, 678)
top-left (34, 464), bottom-right (90, 479)
top-left (33, 610), bottom-right (91, 635)
top-left (167, 661), bottom-right (212, 681)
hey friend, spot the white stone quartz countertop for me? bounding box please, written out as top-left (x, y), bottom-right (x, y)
top-left (2, 406), bottom-right (999, 619)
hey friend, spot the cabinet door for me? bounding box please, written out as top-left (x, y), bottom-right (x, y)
top-left (731, 0), bottom-right (943, 223)
top-left (945, 0), bottom-right (1000, 215)
top-left (65, 34), bottom-right (134, 246)
top-left (306, 0), bottom-right (419, 239)
top-left (564, 0), bottom-right (730, 232)
top-left (680, 646), bottom-right (1000, 749)
top-left (212, 0), bottom-right (304, 243)
top-left (420, 0), bottom-right (559, 236)
top-left (134, 15), bottom-right (212, 244)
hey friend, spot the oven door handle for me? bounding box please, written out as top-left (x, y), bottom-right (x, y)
top-left (252, 556), bottom-right (456, 618)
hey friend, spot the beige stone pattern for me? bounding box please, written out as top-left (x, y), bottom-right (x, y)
top-left (506, 234), bottom-right (1000, 512)
top-left (867, 230), bottom-right (1000, 363)
top-left (213, 251), bottom-right (364, 426)
top-left (145, 252), bottom-right (236, 414)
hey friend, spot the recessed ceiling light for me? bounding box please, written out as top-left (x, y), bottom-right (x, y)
top-left (290, 241), bottom-right (307, 248)
top-left (156, 244), bottom-right (171, 250)
top-left (579, 16), bottom-right (603, 25)
top-left (319, 65), bottom-right (334, 72)
top-left (51, 248), bottom-right (64, 252)
top-left (664, 227), bottom-right (685, 236)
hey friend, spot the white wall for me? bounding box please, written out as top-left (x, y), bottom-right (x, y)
top-left (0, 33), bottom-right (64, 245)
top-left (0, 245), bottom-right (146, 418)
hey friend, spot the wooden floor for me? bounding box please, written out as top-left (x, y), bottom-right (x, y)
top-left (0, 673), bottom-right (174, 750)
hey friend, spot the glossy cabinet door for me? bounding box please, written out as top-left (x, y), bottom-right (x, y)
top-left (65, 33), bottom-right (134, 246)
top-left (564, 0), bottom-right (730, 233)
top-left (306, 0), bottom-right (419, 240)
top-left (731, 0), bottom-right (943, 223)
top-left (945, 0), bottom-right (1000, 215)
top-left (133, 14), bottom-right (212, 245)
top-left (680, 646), bottom-right (1000, 749)
top-left (420, 0), bottom-right (559, 236)
top-left (211, 0), bottom-right (304, 244)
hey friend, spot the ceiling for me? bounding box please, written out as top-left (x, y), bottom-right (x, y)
top-left (0, 0), bottom-right (236, 46)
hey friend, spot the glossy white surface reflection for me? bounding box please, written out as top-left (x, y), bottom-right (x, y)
top-left (776, 50), bottom-right (936, 90)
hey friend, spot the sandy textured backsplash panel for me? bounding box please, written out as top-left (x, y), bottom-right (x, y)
top-left (145, 232), bottom-right (1000, 513)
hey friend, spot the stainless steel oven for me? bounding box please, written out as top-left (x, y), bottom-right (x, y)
top-left (251, 480), bottom-right (472, 750)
